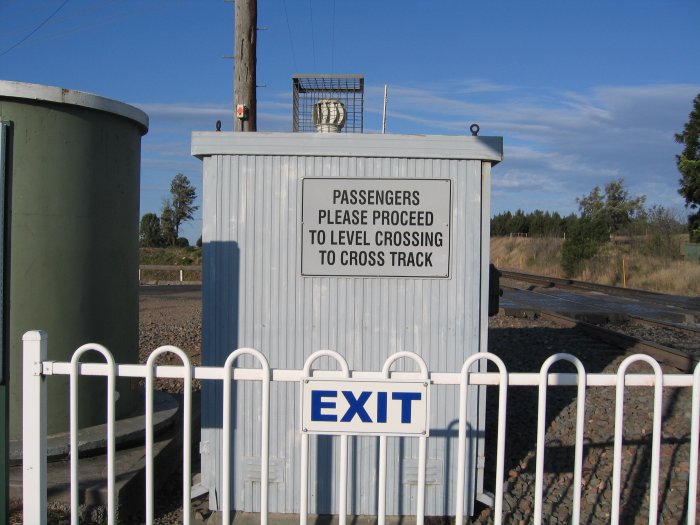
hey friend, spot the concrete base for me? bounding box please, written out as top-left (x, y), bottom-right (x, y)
top-left (10, 423), bottom-right (177, 507)
top-left (10, 391), bottom-right (199, 521)
top-left (10, 389), bottom-right (178, 464)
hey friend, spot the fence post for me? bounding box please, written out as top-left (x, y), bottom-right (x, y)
top-left (23, 330), bottom-right (47, 525)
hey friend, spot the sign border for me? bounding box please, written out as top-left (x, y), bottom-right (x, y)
top-left (299, 377), bottom-right (431, 437)
top-left (300, 177), bottom-right (452, 279)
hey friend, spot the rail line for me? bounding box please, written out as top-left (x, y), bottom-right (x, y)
top-left (626, 314), bottom-right (700, 338)
top-left (498, 271), bottom-right (700, 372)
top-left (500, 269), bottom-right (700, 312)
top-left (534, 309), bottom-right (699, 371)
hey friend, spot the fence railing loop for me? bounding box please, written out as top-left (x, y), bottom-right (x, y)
top-left (145, 346), bottom-right (193, 525)
top-left (378, 352), bottom-right (429, 525)
top-left (301, 349), bottom-right (350, 525)
top-left (70, 344), bottom-right (116, 525)
top-left (222, 348), bottom-right (271, 525)
top-left (456, 353), bottom-right (508, 525)
top-left (302, 349), bottom-right (350, 377)
top-left (534, 353), bottom-right (586, 525)
top-left (611, 354), bottom-right (663, 525)
top-left (381, 351), bottom-right (429, 380)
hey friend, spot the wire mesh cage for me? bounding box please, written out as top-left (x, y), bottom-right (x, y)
top-left (292, 74), bottom-right (364, 133)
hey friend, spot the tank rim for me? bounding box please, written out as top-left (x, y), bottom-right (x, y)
top-left (0, 80), bottom-right (148, 134)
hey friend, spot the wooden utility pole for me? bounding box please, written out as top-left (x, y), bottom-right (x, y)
top-left (234, 0), bottom-right (257, 131)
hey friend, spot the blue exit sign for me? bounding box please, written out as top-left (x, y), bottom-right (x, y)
top-left (300, 378), bottom-right (430, 436)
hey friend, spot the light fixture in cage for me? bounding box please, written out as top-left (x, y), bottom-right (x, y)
top-left (292, 74), bottom-right (364, 133)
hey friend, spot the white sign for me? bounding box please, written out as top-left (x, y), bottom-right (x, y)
top-left (301, 178), bottom-right (451, 277)
top-left (300, 378), bottom-right (430, 436)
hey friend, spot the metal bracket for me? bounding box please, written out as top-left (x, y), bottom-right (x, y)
top-left (476, 490), bottom-right (495, 507)
top-left (41, 361), bottom-right (55, 376)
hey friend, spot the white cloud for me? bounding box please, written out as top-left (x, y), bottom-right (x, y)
top-left (368, 80), bottom-right (699, 213)
top-left (135, 81), bottom-right (700, 241)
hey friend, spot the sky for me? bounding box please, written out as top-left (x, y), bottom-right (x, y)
top-left (1, 0), bottom-right (699, 243)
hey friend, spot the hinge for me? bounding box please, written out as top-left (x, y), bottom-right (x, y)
top-left (41, 361), bottom-right (55, 376)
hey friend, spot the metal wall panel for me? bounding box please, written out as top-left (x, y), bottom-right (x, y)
top-left (197, 133), bottom-right (501, 517)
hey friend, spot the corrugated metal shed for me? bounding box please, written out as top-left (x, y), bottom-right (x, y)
top-left (192, 132), bottom-right (503, 517)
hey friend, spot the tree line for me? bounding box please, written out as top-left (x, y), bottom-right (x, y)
top-left (491, 178), bottom-right (687, 276)
top-left (492, 179), bottom-right (651, 239)
top-left (139, 173), bottom-right (199, 247)
top-left (491, 210), bottom-right (578, 238)
top-left (492, 91), bottom-right (700, 276)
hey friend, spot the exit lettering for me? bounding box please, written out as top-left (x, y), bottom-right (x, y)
top-left (311, 389), bottom-right (422, 424)
top-left (301, 379), bottom-right (430, 436)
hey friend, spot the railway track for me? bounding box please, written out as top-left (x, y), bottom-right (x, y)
top-left (498, 270), bottom-right (700, 371)
top-left (500, 269), bottom-right (700, 312)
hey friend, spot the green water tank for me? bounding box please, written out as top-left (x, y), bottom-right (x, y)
top-left (0, 81), bottom-right (148, 439)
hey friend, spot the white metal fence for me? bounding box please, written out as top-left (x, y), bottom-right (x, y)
top-left (22, 330), bottom-right (700, 525)
top-left (138, 265), bottom-right (201, 284)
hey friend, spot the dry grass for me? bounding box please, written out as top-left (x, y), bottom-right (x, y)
top-left (630, 259), bottom-right (700, 295)
top-left (139, 246), bottom-right (202, 266)
top-left (491, 236), bottom-right (565, 278)
top-left (491, 235), bottom-right (700, 296)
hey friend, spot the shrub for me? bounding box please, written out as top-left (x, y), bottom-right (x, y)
top-left (560, 218), bottom-right (608, 276)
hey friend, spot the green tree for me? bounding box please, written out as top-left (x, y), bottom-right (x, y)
top-left (528, 210), bottom-right (546, 236)
top-left (491, 211), bottom-right (512, 236)
top-left (675, 93), bottom-right (700, 239)
top-left (690, 212), bottom-right (700, 242)
top-left (561, 213), bottom-right (579, 236)
top-left (139, 213), bottom-right (163, 247)
top-left (169, 173), bottom-right (199, 239)
top-left (507, 209), bottom-right (528, 235)
top-left (576, 186), bottom-right (604, 219)
top-left (576, 178), bottom-right (646, 235)
top-left (560, 217), bottom-right (608, 276)
top-left (640, 205), bottom-right (686, 257)
top-left (160, 200), bottom-right (177, 247)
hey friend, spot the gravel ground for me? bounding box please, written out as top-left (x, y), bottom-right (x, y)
top-left (472, 315), bottom-right (698, 525)
top-left (601, 319), bottom-right (700, 356)
top-left (17, 289), bottom-right (699, 524)
top-left (137, 287), bottom-right (206, 524)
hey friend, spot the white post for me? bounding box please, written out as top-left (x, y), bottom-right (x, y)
top-left (381, 85), bottom-right (388, 134)
top-left (179, 269), bottom-right (184, 282)
top-left (23, 330), bottom-right (48, 525)
top-left (688, 362), bottom-right (700, 523)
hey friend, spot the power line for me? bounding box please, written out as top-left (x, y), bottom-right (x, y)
top-left (282, 0), bottom-right (299, 71)
top-left (26, 1), bottom-right (170, 46)
top-left (0, 0), bottom-right (70, 58)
